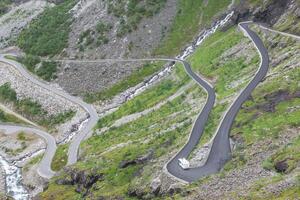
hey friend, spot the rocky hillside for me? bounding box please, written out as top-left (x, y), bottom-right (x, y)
top-left (0, 0), bottom-right (233, 102)
top-left (0, 0), bottom-right (299, 199)
top-left (38, 0), bottom-right (300, 199)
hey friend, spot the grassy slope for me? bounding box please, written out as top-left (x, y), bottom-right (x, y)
top-left (179, 25), bottom-right (300, 199)
top-left (96, 64), bottom-right (190, 129)
top-left (188, 27), bottom-right (259, 146)
top-left (51, 144), bottom-right (69, 171)
top-left (41, 62), bottom-right (204, 199)
top-left (0, 109), bottom-right (27, 124)
top-left (17, 0), bottom-right (76, 56)
top-left (83, 61), bottom-right (168, 103)
top-left (42, 26), bottom-right (262, 199)
top-left (154, 0), bottom-right (231, 56)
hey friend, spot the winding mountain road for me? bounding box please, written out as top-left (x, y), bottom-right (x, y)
top-left (0, 56), bottom-right (99, 167)
top-left (0, 22), bottom-right (268, 183)
top-left (0, 124), bottom-right (56, 179)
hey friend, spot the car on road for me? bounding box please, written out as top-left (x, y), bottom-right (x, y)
top-left (178, 158), bottom-right (190, 169)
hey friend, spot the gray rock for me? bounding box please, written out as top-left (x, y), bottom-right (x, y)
top-left (150, 177), bottom-right (161, 195)
top-left (167, 183), bottom-right (183, 195)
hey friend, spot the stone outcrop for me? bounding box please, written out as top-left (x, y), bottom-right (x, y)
top-left (274, 159), bottom-right (289, 173)
top-left (119, 150), bottom-right (154, 168)
top-left (56, 168), bottom-right (103, 196)
top-left (150, 177), bottom-right (161, 195)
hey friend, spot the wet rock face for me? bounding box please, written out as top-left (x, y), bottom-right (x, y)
top-left (253, 0), bottom-right (291, 25)
top-left (119, 150), bottom-right (154, 168)
top-left (56, 168), bottom-right (103, 196)
top-left (245, 90), bottom-right (300, 113)
top-left (274, 159), bottom-right (289, 173)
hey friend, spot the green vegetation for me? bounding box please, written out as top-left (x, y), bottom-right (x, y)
top-left (17, 132), bottom-right (26, 141)
top-left (0, 0), bottom-right (11, 16)
top-left (23, 154), bottom-right (43, 172)
top-left (39, 110), bottom-right (75, 129)
top-left (17, 98), bottom-right (46, 116)
top-left (84, 61), bottom-right (168, 103)
top-left (107, 0), bottom-right (167, 37)
top-left (43, 83), bottom-right (202, 198)
top-left (185, 27), bottom-right (259, 152)
top-left (36, 61), bottom-right (58, 81)
top-left (78, 21), bottom-right (112, 51)
top-left (0, 109), bottom-right (26, 124)
top-left (17, 0), bottom-right (76, 56)
top-left (155, 0), bottom-right (231, 56)
top-left (0, 82), bottom-right (17, 102)
top-left (262, 135), bottom-right (300, 173)
top-left (0, 83), bottom-right (75, 128)
top-left (232, 69), bottom-right (300, 145)
top-left (18, 54), bottom-right (41, 72)
top-left (42, 60), bottom-right (204, 198)
top-left (51, 144), bottom-right (69, 171)
top-left (96, 64), bottom-right (190, 129)
top-left (6, 55), bottom-right (58, 81)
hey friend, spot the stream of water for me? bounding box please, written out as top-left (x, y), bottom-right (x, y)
top-left (0, 155), bottom-right (29, 200)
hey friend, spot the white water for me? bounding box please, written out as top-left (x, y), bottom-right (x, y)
top-left (0, 155), bottom-right (29, 200)
top-left (61, 118), bottom-right (89, 144)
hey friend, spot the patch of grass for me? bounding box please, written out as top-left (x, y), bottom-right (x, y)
top-left (264, 135), bottom-right (300, 173)
top-left (42, 85), bottom-right (199, 198)
top-left (36, 61), bottom-right (58, 81)
top-left (39, 110), bottom-right (75, 129)
top-left (232, 90), bottom-right (300, 144)
top-left (0, 109), bottom-right (26, 124)
top-left (78, 21), bottom-right (112, 50)
top-left (16, 98), bottom-right (46, 116)
top-left (18, 54), bottom-right (41, 72)
top-left (17, 132), bottom-right (26, 141)
top-left (189, 28), bottom-right (244, 77)
top-left (84, 61), bottom-right (167, 103)
top-left (262, 158), bottom-right (273, 170)
top-left (51, 144), bottom-right (69, 171)
top-left (155, 0), bottom-right (231, 56)
top-left (0, 83), bottom-right (75, 128)
top-left (78, 95), bottom-right (195, 197)
top-left (40, 183), bottom-right (81, 200)
top-left (0, 82), bottom-right (17, 102)
top-left (95, 64), bottom-right (190, 129)
top-left (17, 0), bottom-right (76, 56)
top-left (23, 154), bottom-right (43, 172)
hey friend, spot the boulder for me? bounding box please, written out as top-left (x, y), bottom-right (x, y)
top-left (55, 168), bottom-right (103, 196)
top-left (274, 159), bottom-right (289, 173)
top-left (119, 150), bottom-right (154, 168)
top-left (167, 183), bottom-right (183, 195)
top-left (150, 177), bottom-right (161, 195)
